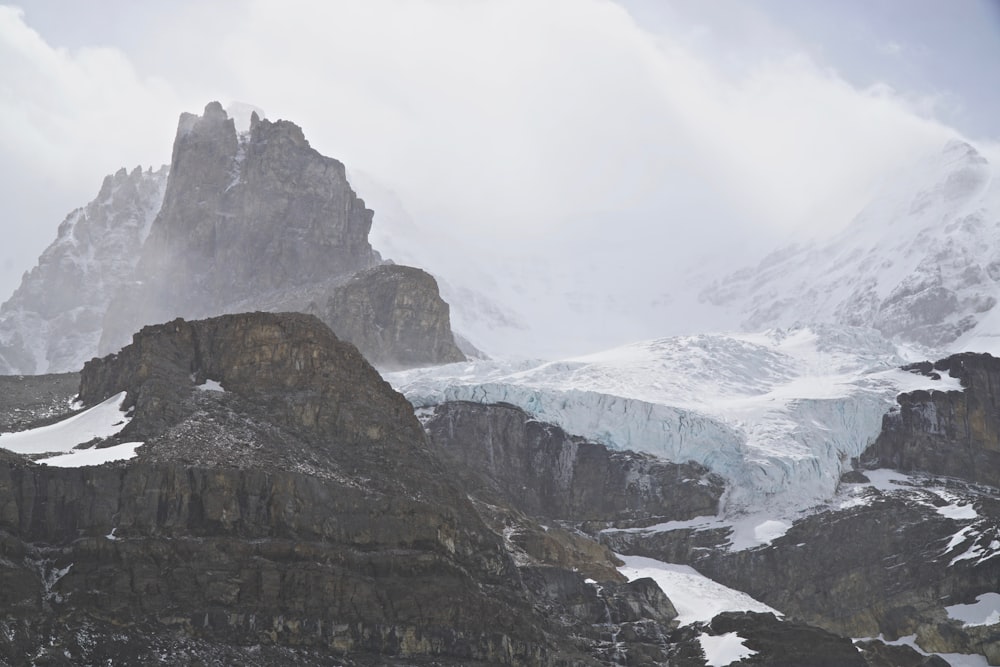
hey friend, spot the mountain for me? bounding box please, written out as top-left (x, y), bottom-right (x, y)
top-left (701, 140), bottom-right (1000, 353)
top-left (0, 166), bottom-right (168, 374)
top-left (0, 312), bottom-right (700, 664)
top-left (1, 314), bottom-right (992, 664)
top-left (0, 102), bottom-right (464, 374)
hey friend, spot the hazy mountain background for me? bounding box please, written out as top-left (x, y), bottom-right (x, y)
top-left (3, 0), bottom-right (999, 358)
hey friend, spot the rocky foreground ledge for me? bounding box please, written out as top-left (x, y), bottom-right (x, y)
top-left (0, 312), bottom-right (684, 665)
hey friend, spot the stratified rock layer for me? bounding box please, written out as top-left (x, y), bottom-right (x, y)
top-left (0, 312), bottom-right (681, 664)
top-left (423, 401), bottom-right (724, 527)
top-left (862, 352), bottom-right (1000, 484)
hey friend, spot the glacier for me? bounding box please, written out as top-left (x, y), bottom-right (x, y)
top-left (386, 325), bottom-right (962, 516)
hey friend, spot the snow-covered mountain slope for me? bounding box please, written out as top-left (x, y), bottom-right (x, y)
top-left (386, 325), bottom-right (961, 516)
top-left (701, 140), bottom-right (1000, 353)
top-left (0, 166), bottom-right (168, 374)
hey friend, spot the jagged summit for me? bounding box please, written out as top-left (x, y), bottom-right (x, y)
top-left (701, 139), bottom-right (1000, 351)
top-left (98, 102), bottom-right (382, 355)
top-left (0, 164), bottom-right (168, 374)
top-left (0, 102), bottom-right (464, 373)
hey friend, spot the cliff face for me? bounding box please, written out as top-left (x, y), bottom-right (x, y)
top-left (0, 166), bottom-right (167, 374)
top-left (98, 103), bottom-right (382, 356)
top-left (423, 401), bottom-right (724, 527)
top-left (861, 352), bottom-right (1000, 484)
top-left (316, 264), bottom-right (465, 369)
top-left (0, 312), bottom-right (681, 664)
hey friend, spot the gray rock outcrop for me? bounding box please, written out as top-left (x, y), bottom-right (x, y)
top-left (861, 352), bottom-right (1000, 484)
top-left (99, 103), bottom-right (382, 356)
top-left (422, 401), bottom-right (724, 527)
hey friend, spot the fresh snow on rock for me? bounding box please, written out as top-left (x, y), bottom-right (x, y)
top-left (946, 593), bottom-right (1000, 628)
top-left (0, 392), bottom-right (140, 466)
top-left (698, 632), bottom-right (758, 666)
top-left (387, 324), bottom-right (960, 514)
top-left (618, 554), bottom-right (779, 625)
top-left (0, 166), bottom-right (168, 374)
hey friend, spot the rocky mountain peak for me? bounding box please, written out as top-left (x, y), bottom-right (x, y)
top-left (701, 138), bottom-right (1000, 351)
top-left (99, 102), bottom-right (384, 356)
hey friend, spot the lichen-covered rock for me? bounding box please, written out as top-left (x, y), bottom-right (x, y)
top-left (316, 264), bottom-right (466, 369)
top-left (862, 352), bottom-right (1000, 485)
top-left (422, 401), bottom-right (724, 527)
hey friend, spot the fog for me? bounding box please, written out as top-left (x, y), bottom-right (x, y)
top-left (1, 0), bottom-right (997, 356)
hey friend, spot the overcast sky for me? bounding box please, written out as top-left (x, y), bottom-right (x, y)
top-left (1, 0), bottom-right (999, 351)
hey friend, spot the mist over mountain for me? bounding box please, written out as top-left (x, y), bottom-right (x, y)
top-left (3, 97), bottom-right (1000, 664)
top-left (0, 103), bottom-right (464, 374)
top-left (702, 140), bottom-right (1000, 354)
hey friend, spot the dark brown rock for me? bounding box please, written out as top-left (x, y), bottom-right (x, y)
top-left (423, 401), bottom-right (724, 527)
top-left (862, 352), bottom-right (1000, 485)
top-left (316, 264), bottom-right (466, 369)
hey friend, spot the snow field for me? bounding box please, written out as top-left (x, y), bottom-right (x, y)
top-left (0, 391), bottom-right (141, 467)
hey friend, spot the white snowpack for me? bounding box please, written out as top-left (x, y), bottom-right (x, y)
top-left (946, 593), bottom-right (1000, 628)
top-left (387, 325), bottom-right (959, 516)
top-left (698, 632), bottom-right (757, 666)
top-left (197, 379), bottom-right (225, 392)
top-left (617, 554), bottom-right (779, 625)
top-left (0, 392), bottom-right (142, 467)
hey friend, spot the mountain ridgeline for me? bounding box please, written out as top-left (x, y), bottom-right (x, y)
top-left (0, 102), bottom-right (464, 374)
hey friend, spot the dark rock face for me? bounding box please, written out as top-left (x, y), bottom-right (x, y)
top-left (316, 264), bottom-right (465, 369)
top-left (606, 475), bottom-right (1000, 660)
top-left (862, 352), bottom-right (1000, 485)
top-left (0, 312), bottom-right (684, 664)
top-left (422, 401), bottom-right (724, 527)
top-left (99, 103), bottom-right (382, 357)
top-left (704, 612), bottom-right (867, 667)
top-left (0, 166), bottom-right (167, 373)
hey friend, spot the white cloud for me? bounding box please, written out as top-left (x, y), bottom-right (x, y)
top-left (0, 5), bottom-right (185, 295)
top-left (0, 0), bottom-right (973, 353)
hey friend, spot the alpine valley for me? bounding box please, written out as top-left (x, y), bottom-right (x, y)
top-left (0, 102), bottom-right (999, 666)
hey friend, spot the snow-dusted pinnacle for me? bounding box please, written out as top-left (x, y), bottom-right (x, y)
top-left (701, 140), bottom-right (1000, 354)
top-left (0, 165), bottom-right (168, 374)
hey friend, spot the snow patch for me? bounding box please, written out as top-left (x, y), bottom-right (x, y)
top-left (197, 379), bottom-right (225, 393)
top-left (0, 392), bottom-right (143, 467)
top-left (698, 632), bottom-right (757, 666)
top-left (40, 442), bottom-right (143, 468)
top-left (617, 554), bottom-right (780, 625)
top-left (946, 593), bottom-right (1000, 628)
